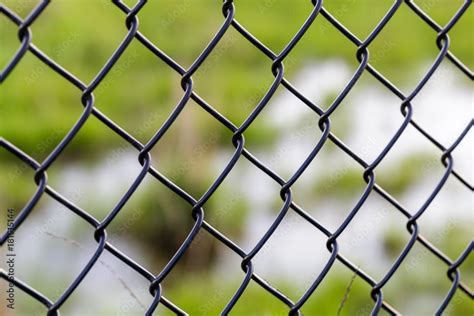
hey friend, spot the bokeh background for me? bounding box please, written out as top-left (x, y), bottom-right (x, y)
top-left (0, 0), bottom-right (473, 315)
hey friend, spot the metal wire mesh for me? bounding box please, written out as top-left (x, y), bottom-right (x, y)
top-left (0, 0), bottom-right (473, 315)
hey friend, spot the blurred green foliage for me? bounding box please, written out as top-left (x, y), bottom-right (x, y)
top-left (1, 0), bottom-right (473, 315)
top-left (1, 0), bottom-right (472, 154)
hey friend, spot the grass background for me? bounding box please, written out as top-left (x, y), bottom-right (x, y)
top-left (0, 0), bottom-right (473, 315)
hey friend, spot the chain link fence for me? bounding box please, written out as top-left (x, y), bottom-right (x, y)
top-left (0, 0), bottom-right (473, 315)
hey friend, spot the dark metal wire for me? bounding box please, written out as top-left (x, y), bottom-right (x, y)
top-left (0, 0), bottom-right (472, 315)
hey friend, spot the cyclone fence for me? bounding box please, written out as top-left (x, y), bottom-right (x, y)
top-left (0, 0), bottom-right (473, 315)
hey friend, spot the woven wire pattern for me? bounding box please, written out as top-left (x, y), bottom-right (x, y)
top-left (0, 0), bottom-right (473, 315)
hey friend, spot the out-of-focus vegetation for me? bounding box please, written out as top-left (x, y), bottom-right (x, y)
top-left (1, 0), bottom-right (473, 315)
top-left (1, 0), bottom-right (472, 152)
